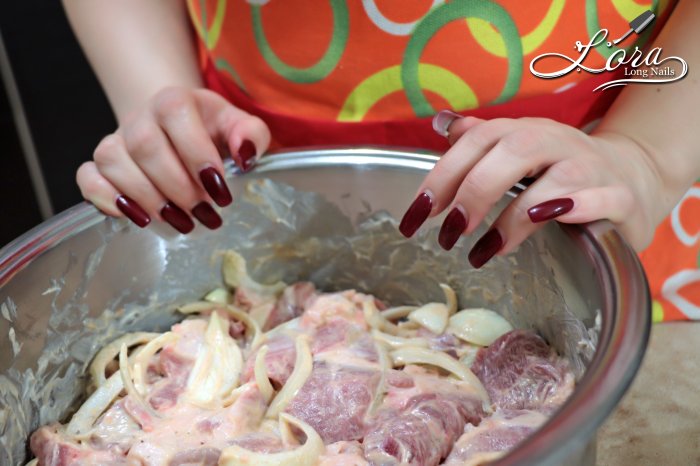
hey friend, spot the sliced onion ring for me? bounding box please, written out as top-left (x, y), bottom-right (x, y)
top-left (389, 346), bottom-right (489, 400)
top-left (371, 329), bottom-right (429, 349)
top-left (178, 302), bottom-right (263, 351)
top-left (132, 331), bottom-right (180, 395)
top-left (88, 332), bottom-right (158, 390)
top-left (254, 345), bottom-right (274, 403)
top-left (266, 335), bottom-right (312, 419)
top-left (222, 251), bottom-right (286, 296)
top-left (219, 413), bottom-right (323, 466)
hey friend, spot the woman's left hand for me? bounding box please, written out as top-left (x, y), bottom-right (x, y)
top-left (399, 112), bottom-right (666, 268)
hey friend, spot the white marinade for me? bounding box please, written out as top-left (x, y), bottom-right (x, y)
top-left (28, 251), bottom-right (574, 466)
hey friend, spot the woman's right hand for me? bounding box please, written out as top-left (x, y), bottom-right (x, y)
top-left (77, 86), bottom-right (271, 233)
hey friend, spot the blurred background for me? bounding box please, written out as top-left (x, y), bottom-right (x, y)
top-left (0, 2), bottom-right (115, 248)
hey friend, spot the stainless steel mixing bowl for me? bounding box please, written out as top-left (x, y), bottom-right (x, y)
top-left (0, 147), bottom-right (650, 466)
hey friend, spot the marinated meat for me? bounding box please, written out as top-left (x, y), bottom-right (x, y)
top-left (471, 330), bottom-right (574, 411)
top-left (444, 410), bottom-right (548, 465)
top-left (286, 363), bottom-right (381, 443)
top-left (28, 260), bottom-right (575, 466)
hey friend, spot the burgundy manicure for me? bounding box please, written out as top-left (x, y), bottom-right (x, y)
top-left (199, 167), bottom-right (233, 207)
top-left (161, 202), bottom-right (195, 234)
top-left (235, 139), bottom-right (257, 172)
top-left (528, 198), bottom-right (574, 223)
top-left (468, 228), bottom-right (503, 269)
top-left (115, 195), bottom-right (150, 228)
top-left (192, 202), bottom-right (223, 230)
top-left (438, 207), bottom-right (468, 251)
top-left (399, 192), bottom-right (433, 238)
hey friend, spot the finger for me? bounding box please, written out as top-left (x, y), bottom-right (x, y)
top-left (224, 112), bottom-right (271, 172)
top-left (478, 172), bottom-right (585, 258)
top-left (94, 133), bottom-right (169, 216)
top-left (76, 161), bottom-right (151, 228)
top-left (432, 110), bottom-right (483, 144)
top-left (449, 127), bottom-right (566, 237)
top-left (152, 88), bottom-right (232, 207)
top-left (446, 116), bottom-right (485, 146)
top-left (400, 119), bottom-right (513, 238)
top-left (121, 119), bottom-right (206, 233)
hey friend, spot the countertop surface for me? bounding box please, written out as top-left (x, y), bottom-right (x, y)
top-left (597, 322), bottom-right (700, 466)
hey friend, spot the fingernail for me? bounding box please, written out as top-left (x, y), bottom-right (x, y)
top-left (438, 206), bottom-right (468, 250)
top-left (161, 202), bottom-right (195, 234)
top-left (115, 195), bottom-right (150, 228)
top-left (468, 228), bottom-right (503, 269)
top-left (235, 140), bottom-right (257, 172)
top-left (191, 201), bottom-right (223, 230)
top-left (432, 110), bottom-right (462, 137)
top-left (528, 198), bottom-right (574, 223)
top-left (399, 192), bottom-right (433, 238)
top-left (199, 167), bottom-right (233, 207)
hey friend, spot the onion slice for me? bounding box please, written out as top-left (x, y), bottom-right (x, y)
top-left (222, 251), bottom-right (286, 296)
top-left (266, 335), bottom-right (312, 419)
top-left (219, 413), bottom-right (323, 466)
top-left (363, 300), bottom-right (400, 334)
top-left (389, 346), bottom-right (488, 400)
top-left (367, 342), bottom-right (390, 417)
top-left (88, 332), bottom-right (158, 390)
top-left (119, 343), bottom-right (159, 420)
top-left (407, 303), bottom-right (449, 335)
top-left (380, 305), bottom-right (417, 321)
top-left (371, 329), bottom-right (429, 349)
top-left (440, 283), bottom-right (458, 316)
top-left (204, 287), bottom-right (230, 304)
top-left (66, 370), bottom-right (124, 436)
top-left (254, 345), bottom-right (274, 403)
top-left (448, 308), bottom-right (513, 346)
top-left (178, 302), bottom-right (263, 351)
top-left (132, 332), bottom-right (180, 395)
top-left (186, 312), bottom-right (243, 408)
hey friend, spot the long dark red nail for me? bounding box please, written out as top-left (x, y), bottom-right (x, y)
top-left (191, 202), bottom-right (222, 230)
top-left (468, 228), bottom-right (503, 268)
top-left (199, 167), bottom-right (233, 207)
top-left (235, 140), bottom-right (257, 172)
top-left (161, 202), bottom-right (195, 234)
top-left (528, 198), bottom-right (574, 223)
top-left (115, 195), bottom-right (150, 228)
top-left (399, 192), bottom-right (433, 238)
top-left (438, 207), bottom-right (468, 250)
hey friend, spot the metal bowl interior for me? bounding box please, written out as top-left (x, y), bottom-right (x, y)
top-left (0, 147), bottom-right (650, 466)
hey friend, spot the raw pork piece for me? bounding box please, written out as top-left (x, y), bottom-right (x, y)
top-left (264, 282), bottom-right (317, 330)
top-left (285, 362), bottom-right (381, 443)
top-left (444, 409), bottom-right (548, 465)
top-left (30, 425), bottom-right (126, 466)
top-left (471, 330), bottom-right (574, 411)
top-left (311, 318), bottom-right (378, 366)
top-left (362, 368), bottom-right (488, 466)
top-left (242, 333), bottom-right (296, 388)
top-left (234, 282), bottom-right (317, 331)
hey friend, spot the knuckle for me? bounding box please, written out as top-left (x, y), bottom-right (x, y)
top-left (76, 163), bottom-right (105, 197)
top-left (547, 159), bottom-right (594, 188)
top-left (460, 173), bottom-right (491, 201)
top-left (499, 129), bottom-right (543, 155)
top-left (152, 87), bottom-right (192, 119)
top-left (464, 120), bottom-right (505, 147)
top-left (123, 118), bottom-right (160, 156)
top-left (93, 134), bottom-right (123, 166)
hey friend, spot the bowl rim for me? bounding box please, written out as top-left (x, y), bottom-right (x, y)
top-left (0, 147), bottom-right (650, 466)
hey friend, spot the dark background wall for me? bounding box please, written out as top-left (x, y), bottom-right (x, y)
top-left (0, 1), bottom-right (116, 248)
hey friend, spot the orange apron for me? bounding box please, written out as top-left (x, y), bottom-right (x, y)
top-left (189, 0), bottom-right (698, 321)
